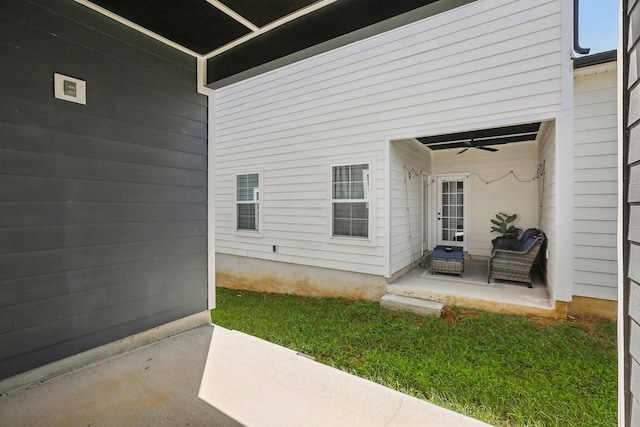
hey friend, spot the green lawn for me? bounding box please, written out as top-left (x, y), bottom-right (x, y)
top-left (210, 288), bottom-right (617, 427)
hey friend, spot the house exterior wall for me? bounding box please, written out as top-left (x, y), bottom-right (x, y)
top-left (389, 140), bottom-right (432, 275)
top-left (431, 141), bottom-right (540, 257)
top-left (538, 121), bottom-right (557, 299)
top-left (572, 62), bottom-right (618, 301)
top-left (213, 0), bottom-right (566, 291)
top-left (0, 0), bottom-right (208, 380)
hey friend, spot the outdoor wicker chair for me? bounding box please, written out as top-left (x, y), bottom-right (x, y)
top-left (488, 228), bottom-right (545, 288)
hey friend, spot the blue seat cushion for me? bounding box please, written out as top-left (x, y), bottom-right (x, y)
top-left (514, 229), bottom-right (539, 252)
top-left (432, 245), bottom-right (464, 260)
top-left (515, 237), bottom-right (535, 252)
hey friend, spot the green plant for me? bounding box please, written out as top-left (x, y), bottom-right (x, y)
top-left (490, 212), bottom-right (522, 239)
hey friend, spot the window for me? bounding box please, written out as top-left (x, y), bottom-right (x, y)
top-left (332, 163), bottom-right (369, 238)
top-left (236, 173), bottom-right (260, 231)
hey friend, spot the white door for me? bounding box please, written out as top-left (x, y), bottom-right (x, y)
top-left (436, 176), bottom-right (468, 251)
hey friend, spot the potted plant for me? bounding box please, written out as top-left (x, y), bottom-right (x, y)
top-left (490, 212), bottom-right (522, 246)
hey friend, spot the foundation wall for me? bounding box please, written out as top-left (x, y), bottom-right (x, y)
top-left (216, 253), bottom-right (387, 301)
top-left (567, 296), bottom-right (618, 321)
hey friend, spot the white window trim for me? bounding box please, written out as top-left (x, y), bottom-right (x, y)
top-left (327, 159), bottom-right (376, 246)
top-left (234, 170), bottom-right (263, 237)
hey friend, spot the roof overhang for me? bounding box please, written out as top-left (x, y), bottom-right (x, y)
top-left (75, 0), bottom-right (477, 88)
top-left (573, 49), bottom-right (617, 69)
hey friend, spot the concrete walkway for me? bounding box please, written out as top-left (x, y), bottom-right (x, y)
top-left (0, 324), bottom-right (492, 426)
top-left (0, 325), bottom-right (240, 426)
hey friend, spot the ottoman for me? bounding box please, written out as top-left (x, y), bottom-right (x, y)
top-left (431, 245), bottom-right (464, 276)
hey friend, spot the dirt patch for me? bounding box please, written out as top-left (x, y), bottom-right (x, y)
top-left (524, 313), bottom-right (608, 328)
top-left (442, 307), bottom-right (611, 330)
top-left (441, 307), bottom-right (480, 327)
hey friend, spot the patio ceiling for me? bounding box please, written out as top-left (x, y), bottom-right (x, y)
top-left (77, 0), bottom-right (477, 88)
top-left (416, 122), bottom-right (542, 151)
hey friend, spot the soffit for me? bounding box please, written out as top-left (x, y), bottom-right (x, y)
top-left (417, 123), bottom-right (542, 152)
top-left (79, 0), bottom-right (477, 88)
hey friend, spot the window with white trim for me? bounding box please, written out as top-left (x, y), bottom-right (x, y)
top-left (332, 163), bottom-right (369, 238)
top-left (236, 172), bottom-right (260, 231)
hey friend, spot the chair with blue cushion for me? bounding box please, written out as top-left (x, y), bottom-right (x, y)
top-left (488, 228), bottom-right (545, 288)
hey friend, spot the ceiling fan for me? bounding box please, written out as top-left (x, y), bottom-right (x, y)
top-left (457, 138), bottom-right (499, 154)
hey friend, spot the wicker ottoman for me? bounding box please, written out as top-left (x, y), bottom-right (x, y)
top-left (431, 245), bottom-right (464, 276)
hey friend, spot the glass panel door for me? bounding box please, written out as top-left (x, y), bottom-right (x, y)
top-left (436, 177), bottom-right (467, 250)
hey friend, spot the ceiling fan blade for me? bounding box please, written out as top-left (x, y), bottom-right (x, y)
top-left (476, 146), bottom-right (498, 152)
top-left (457, 148), bottom-right (468, 154)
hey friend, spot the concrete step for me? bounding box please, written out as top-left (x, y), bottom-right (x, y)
top-left (379, 294), bottom-right (444, 317)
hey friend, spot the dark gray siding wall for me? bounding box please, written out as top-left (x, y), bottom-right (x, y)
top-left (0, 0), bottom-right (208, 380)
top-left (627, 1), bottom-right (640, 425)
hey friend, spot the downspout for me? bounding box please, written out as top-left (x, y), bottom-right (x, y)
top-left (573, 0), bottom-right (590, 55)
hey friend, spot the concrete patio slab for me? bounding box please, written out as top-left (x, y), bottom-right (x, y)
top-left (388, 261), bottom-right (556, 318)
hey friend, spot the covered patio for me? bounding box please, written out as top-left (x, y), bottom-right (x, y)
top-left (388, 258), bottom-right (554, 318)
top-left (387, 119), bottom-right (556, 314)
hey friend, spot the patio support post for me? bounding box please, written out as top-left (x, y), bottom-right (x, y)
top-left (553, 111), bottom-right (575, 302)
top-left (554, 0), bottom-right (576, 303)
top-left (207, 87), bottom-right (217, 310)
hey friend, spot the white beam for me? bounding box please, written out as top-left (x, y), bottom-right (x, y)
top-left (74, 0), bottom-right (200, 58)
top-left (204, 0), bottom-right (338, 59)
top-left (207, 0), bottom-right (259, 31)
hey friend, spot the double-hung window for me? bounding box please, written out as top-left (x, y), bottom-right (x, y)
top-left (236, 172), bottom-right (260, 231)
top-left (332, 163), bottom-right (370, 238)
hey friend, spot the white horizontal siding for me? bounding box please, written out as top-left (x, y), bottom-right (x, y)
top-left (574, 219), bottom-right (618, 234)
top-left (390, 140), bottom-right (431, 275)
top-left (574, 181), bottom-right (618, 194)
top-left (213, 0), bottom-right (564, 276)
top-left (574, 246), bottom-right (617, 261)
top-left (572, 63), bottom-right (618, 300)
top-left (573, 283), bottom-right (618, 300)
top-left (538, 121), bottom-right (557, 297)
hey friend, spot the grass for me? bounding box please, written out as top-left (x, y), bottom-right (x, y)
top-left (210, 288), bottom-right (617, 427)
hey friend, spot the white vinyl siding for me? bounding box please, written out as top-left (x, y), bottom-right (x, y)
top-left (572, 63), bottom-right (618, 300)
top-left (212, 0), bottom-right (564, 277)
top-left (390, 140), bottom-right (431, 275)
top-left (538, 121), bottom-right (557, 298)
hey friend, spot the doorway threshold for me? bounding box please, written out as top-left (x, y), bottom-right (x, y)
top-left (387, 259), bottom-right (557, 318)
